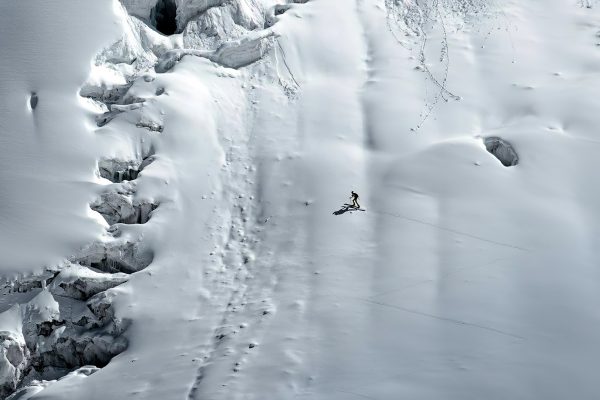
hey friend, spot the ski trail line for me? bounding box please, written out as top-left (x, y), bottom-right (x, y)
top-left (376, 210), bottom-right (530, 252)
top-left (362, 298), bottom-right (526, 340)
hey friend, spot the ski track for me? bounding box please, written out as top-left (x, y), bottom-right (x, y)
top-left (362, 298), bottom-right (526, 340)
top-left (185, 2), bottom-right (314, 396)
top-left (376, 209), bottom-right (530, 251)
top-left (187, 59), bottom-right (287, 400)
top-left (367, 256), bottom-right (511, 299)
top-left (276, 38), bottom-right (301, 88)
top-left (385, 0), bottom-right (463, 132)
top-left (187, 106), bottom-right (262, 400)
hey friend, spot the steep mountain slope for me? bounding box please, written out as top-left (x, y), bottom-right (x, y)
top-left (1, 0), bottom-right (600, 399)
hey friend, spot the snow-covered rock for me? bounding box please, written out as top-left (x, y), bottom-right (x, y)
top-left (9, 271), bottom-right (57, 294)
top-left (0, 331), bottom-right (29, 399)
top-left (182, 0), bottom-right (263, 49)
top-left (71, 239), bottom-right (154, 274)
top-left (210, 32), bottom-right (274, 68)
top-left (49, 264), bottom-right (128, 301)
top-left (35, 330), bottom-right (127, 370)
top-left (98, 158), bottom-right (142, 183)
top-left (6, 382), bottom-right (47, 400)
top-left (20, 290), bottom-right (62, 349)
top-left (0, 285), bottom-right (128, 397)
top-left (91, 186), bottom-right (158, 226)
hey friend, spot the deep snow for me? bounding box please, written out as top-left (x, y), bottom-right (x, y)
top-left (2, 0), bottom-right (600, 399)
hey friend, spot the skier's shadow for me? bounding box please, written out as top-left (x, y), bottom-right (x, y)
top-left (332, 203), bottom-right (356, 216)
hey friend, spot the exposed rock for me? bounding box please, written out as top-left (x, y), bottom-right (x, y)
top-left (96, 109), bottom-right (123, 127)
top-left (182, 1), bottom-right (261, 50)
top-left (0, 289), bottom-right (129, 395)
top-left (71, 240), bottom-right (154, 274)
top-left (63, 365), bottom-right (101, 378)
top-left (86, 291), bottom-right (118, 326)
top-left (29, 93), bottom-right (38, 110)
top-left (139, 154), bottom-right (156, 170)
top-left (136, 119), bottom-right (164, 133)
top-left (265, 3), bottom-right (293, 28)
top-left (156, 31), bottom-right (273, 72)
top-left (484, 136), bottom-right (519, 167)
top-left (86, 290), bottom-right (130, 336)
top-left (20, 290), bottom-right (62, 353)
top-left (35, 331), bottom-right (127, 370)
top-left (10, 271), bottom-right (58, 294)
top-left (98, 153), bottom-right (155, 183)
top-left (154, 49), bottom-right (189, 73)
top-left (79, 83), bottom-right (133, 106)
top-left (98, 159), bottom-right (140, 183)
top-left (209, 33), bottom-right (273, 69)
top-left (37, 321), bottom-right (65, 337)
top-left (91, 189), bottom-right (158, 225)
top-left (91, 187), bottom-right (136, 225)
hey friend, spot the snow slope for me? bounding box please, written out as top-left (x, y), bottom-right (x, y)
top-left (2, 0), bottom-right (600, 399)
top-left (0, 1), bottom-right (118, 274)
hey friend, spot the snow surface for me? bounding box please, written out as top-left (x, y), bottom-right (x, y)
top-left (2, 0), bottom-right (600, 398)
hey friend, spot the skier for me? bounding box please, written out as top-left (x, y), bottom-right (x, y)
top-left (350, 191), bottom-right (360, 209)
